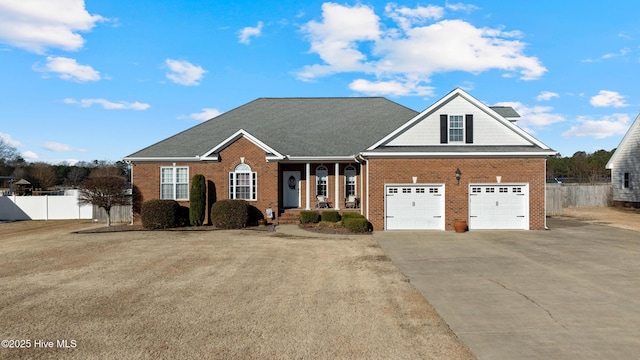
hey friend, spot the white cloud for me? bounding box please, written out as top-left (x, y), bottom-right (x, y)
top-left (536, 91), bottom-right (559, 101)
top-left (36, 56), bottom-right (100, 82)
top-left (562, 114), bottom-right (631, 139)
top-left (298, 3), bottom-right (380, 80)
top-left (165, 59), bottom-right (206, 86)
top-left (582, 48), bottom-right (631, 62)
top-left (445, 2), bottom-right (481, 12)
top-left (494, 101), bottom-right (565, 129)
top-left (0, 132), bottom-right (22, 147)
top-left (602, 47), bottom-right (630, 59)
top-left (349, 78), bottom-right (434, 97)
top-left (238, 21), bottom-right (263, 44)
top-left (590, 90), bottom-right (628, 108)
top-left (64, 98), bottom-right (150, 110)
top-left (190, 108), bottom-right (222, 121)
top-left (0, 0), bottom-right (105, 53)
top-left (22, 151), bottom-right (38, 160)
top-left (42, 142), bottom-right (86, 152)
top-left (297, 3), bottom-right (546, 96)
top-left (385, 3), bottom-right (444, 31)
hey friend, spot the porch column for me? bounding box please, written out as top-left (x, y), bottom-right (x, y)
top-left (334, 163), bottom-right (340, 210)
top-left (305, 162), bottom-right (311, 210)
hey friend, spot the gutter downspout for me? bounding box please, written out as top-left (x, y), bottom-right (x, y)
top-left (544, 158), bottom-right (548, 230)
top-left (355, 154), bottom-right (366, 217)
top-left (126, 160), bottom-right (134, 225)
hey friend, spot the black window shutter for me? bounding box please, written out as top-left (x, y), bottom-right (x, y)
top-left (465, 114), bottom-right (473, 144)
top-left (440, 114), bottom-right (448, 144)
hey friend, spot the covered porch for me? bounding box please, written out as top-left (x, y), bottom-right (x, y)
top-left (278, 161), bottom-right (365, 213)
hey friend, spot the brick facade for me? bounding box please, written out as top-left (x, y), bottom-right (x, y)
top-left (131, 137), bottom-right (279, 224)
top-left (366, 157), bottom-right (547, 231)
top-left (131, 136), bottom-right (546, 230)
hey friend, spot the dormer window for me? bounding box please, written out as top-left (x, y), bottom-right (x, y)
top-left (440, 114), bottom-right (474, 144)
top-left (449, 115), bottom-right (464, 142)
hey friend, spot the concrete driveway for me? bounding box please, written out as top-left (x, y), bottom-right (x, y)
top-left (374, 217), bottom-right (640, 360)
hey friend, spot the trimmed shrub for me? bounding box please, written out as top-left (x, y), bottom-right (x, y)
top-left (177, 205), bottom-right (190, 227)
top-left (340, 212), bottom-right (364, 220)
top-left (300, 211), bottom-right (320, 224)
top-left (317, 220), bottom-right (342, 228)
top-left (210, 200), bottom-right (249, 229)
top-left (247, 205), bottom-right (265, 226)
top-left (321, 210), bottom-right (340, 223)
top-left (141, 199), bottom-right (180, 229)
top-left (343, 217), bottom-right (370, 233)
top-left (189, 174), bottom-right (206, 226)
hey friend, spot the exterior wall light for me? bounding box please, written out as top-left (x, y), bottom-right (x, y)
top-left (455, 168), bottom-right (462, 185)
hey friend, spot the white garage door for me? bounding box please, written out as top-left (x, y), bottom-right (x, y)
top-left (469, 184), bottom-right (529, 230)
top-left (385, 184), bottom-right (445, 230)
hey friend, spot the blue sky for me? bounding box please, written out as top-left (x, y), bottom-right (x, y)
top-left (1, 1), bottom-right (639, 164)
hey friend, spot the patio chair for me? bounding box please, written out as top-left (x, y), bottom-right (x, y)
top-left (344, 195), bottom-right (359, 208)
top-left (316, 195), bottom-right (330, 208)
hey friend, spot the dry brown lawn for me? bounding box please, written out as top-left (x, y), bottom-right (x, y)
top-left (0, 220), bottom-right (473, 359)
top-left (560, 206), bottom-right (640, 232)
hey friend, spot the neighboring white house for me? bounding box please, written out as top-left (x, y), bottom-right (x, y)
top-left (606, 113), bottom-right (640, 207)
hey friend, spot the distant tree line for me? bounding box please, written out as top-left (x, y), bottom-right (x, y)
top-left (546, 149), bottom-right (614, 183)
top-left (0, 139), bottom-right (128, 190)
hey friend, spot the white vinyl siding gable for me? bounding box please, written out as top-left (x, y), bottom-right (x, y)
top-left (607, 114), bottom-right (640, 203)
top-left (386, 95), bottom-right (530, 146)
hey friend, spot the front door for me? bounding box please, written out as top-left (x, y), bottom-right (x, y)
top-left (283, 171), bottom-right (301, 208)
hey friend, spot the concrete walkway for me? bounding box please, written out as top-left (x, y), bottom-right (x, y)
top-left (374, 217), bottom-right (640, 359)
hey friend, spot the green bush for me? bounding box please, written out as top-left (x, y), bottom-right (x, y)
top-left (300, 211), bottom-right (320, 224)
top-left (210, 200), bottom-right (249, 229)
top-left (177, 205), bottom-right (190, 227)
top-left (340, 212), bottom-right (364, 220)
top-left (343, 217), bottom-right (370, 233)
top-left (317, 220), bottom-right (342, 228)
top-left (189, 174), bottom-right (206, 226)
top-left (321, 210), bottom-right (340, 222)
top-left (141, 199), bottom-right (180, 229)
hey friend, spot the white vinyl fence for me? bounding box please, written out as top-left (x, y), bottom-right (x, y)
top-left (0, 190), bottom-right (93, 221)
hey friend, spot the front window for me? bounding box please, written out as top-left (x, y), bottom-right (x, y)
top-left (316, 165), bottom-right (328, 197)
top-left (229, 163), bottom-right (257, 200)
top-left (449, 115), bottom-right (464, 142)
top-left (160, 167), bottom-right (189, 200)
top-left (345, 165), bottom-right (356, 197)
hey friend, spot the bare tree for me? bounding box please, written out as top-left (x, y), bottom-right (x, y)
top-left (90, 166), bottom-right (123, 177)
top-left (66, 167), bottom-right (88, 187)
top-left (0, 138), bottom-right (19, 163)
top-left (78, 176), bottom-right (129, 226)
top-left (29, 162), bottom-right (57, 190)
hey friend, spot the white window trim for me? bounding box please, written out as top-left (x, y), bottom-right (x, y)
top-left (344, 165), bottom-right (357, 197)
top-left (316, 165), bottom-right (328, 197)
top-left (623, 172), bottom-right (631, 189)
top-left (449, 115), bottom-right (464, 143)
top-left (229, 163), bottom-right (257, 201)
top-left (160, 166), bottom-right (189, 200)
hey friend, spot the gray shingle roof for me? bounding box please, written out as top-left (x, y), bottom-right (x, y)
top-left (490, 106), bottom-right (520, 118)
top-left (367, 145), bottom-right (555, 154)
top-left (126, 98), bottom-right (418, 159)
